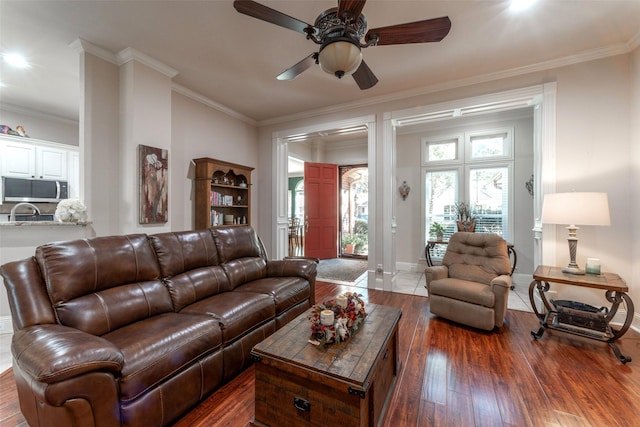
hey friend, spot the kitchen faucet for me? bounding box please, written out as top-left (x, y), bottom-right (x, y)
top-left (9, 202), bottom-right (41, 222)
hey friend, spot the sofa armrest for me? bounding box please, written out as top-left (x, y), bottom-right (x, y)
top-left (267, 258), bottom-right (317, 281)
top-left (425, 265), bottom-right (449, 286)
top-left (12, 324), bottom-right (124, 384)
top-left (267, 258), bottom-right (318, 305)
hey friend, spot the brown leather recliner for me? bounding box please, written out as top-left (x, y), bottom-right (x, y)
top-left (425, 232), bottom-right (512, 331)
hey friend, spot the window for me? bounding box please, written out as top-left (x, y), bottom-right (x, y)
top-left (423, 134), bottom-right (462, 164)
top-left (423, 128), bottom-right (513, 250)
top-left (466, 129), bottom-right (512, 161)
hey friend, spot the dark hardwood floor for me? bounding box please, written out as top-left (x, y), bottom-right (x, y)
top-left (2, 281), bottom-right (640, 426)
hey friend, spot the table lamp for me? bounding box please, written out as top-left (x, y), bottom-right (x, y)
top-left (541, 192), bottom-right (610, 275)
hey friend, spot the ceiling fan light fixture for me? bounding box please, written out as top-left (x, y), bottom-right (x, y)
top-left (318, 39), bottom-right (362, 79)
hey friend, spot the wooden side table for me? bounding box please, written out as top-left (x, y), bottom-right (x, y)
top-left (529, 265), bottom-right (635, 363)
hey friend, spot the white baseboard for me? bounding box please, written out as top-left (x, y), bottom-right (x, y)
top-left (0, 315), bottom-right (12, 335)
top-left (396, 261), bottom-right (420, 273)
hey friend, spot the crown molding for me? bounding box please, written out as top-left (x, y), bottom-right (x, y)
top-left (69, 38), bottom-right (119, 65)
top-left (258, 42), bottom-right (634, 128)
top-left (70, 39), bottom-right (179, 79)
top-left (116, 47), bottom-right (179, 78)
top-left (171, 84), bottom-right (257, 126)
top-left (628, 30), bottom-right (640, 51)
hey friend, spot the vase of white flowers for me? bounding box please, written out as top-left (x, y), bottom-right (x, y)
top-left (55, 199), bottom-right (87, 222)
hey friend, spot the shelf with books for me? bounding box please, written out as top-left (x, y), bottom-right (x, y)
top-left (194, 158), bottom-right (253, 229)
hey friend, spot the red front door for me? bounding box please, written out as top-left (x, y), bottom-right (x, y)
top-left (304, 162), bottom-right (338, 259)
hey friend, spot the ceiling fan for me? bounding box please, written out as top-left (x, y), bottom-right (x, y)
top-left (233, 0), bottom-right (451, 90)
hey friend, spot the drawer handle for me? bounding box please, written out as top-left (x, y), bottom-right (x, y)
top-left (294, 397), bottom-right (311, 412)
top-left (384, 348), bottom-right (389, 360)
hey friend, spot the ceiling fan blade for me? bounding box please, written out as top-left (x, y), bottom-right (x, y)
top-left (365, 16), bottom-right (451, 46)
top-left (338, 0), bottom-right (367, 22)
top-left (233, 0), bottom-right (313, 35)
top-left (276, 53), bottom-right (318, 81)
top-left (352, 60), bottom-right (378, 90)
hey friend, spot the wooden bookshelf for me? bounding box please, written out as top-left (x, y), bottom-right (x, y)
top-left (193, 158), bottom-right (253, 230)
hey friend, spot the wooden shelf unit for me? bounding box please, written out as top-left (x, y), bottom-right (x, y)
top-left (194, 158), bottom-right (253, 230)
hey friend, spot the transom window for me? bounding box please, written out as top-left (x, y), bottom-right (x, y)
top-left (423, 128), bottom-right (514, 251)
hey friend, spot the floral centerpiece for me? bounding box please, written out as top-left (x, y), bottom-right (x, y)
top-left (55, 199), bottom-right (87, 222)
top-left (308, 292), bottom-right (366, 347)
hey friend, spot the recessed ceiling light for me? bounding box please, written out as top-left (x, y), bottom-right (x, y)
top-left (2, 52), bottom-right (31, 69)
top-left (510, 0), bottom-right (537, 12)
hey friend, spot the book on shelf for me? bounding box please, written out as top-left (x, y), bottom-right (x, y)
top-left (210, 210), bottom-right (224, 226)
top-left (210, 191), bottom-right (235, 206)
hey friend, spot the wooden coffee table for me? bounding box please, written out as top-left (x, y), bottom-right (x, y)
top-left (250, 303), bottom-right (402, 427)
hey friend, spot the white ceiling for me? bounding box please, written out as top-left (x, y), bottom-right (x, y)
top-left (1, 0), bottom-right (640, 124)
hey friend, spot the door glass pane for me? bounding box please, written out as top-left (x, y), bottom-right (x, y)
top-left (425, 170), bottom-right (458, 256)
top-left (340, 166), bottom-right (368, 257)
top-left (469, 166), bottom-right (509, 240)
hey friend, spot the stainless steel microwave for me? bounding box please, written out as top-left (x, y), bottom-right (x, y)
top-left (2, 177), bottom-right (68, 203)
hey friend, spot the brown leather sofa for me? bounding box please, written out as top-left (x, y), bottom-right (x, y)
top-left (1, 226), bottom-right (317, 427)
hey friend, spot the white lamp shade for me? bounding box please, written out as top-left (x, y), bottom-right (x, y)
top-left (541, 192), bottom-right (611, 226)
top-left (318, 40), bottom-right (362, 77)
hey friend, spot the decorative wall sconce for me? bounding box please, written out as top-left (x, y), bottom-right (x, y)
top-left (525, 174), bottom-right (534, 197)
top-left (399, 181), bottom-right (411, 200)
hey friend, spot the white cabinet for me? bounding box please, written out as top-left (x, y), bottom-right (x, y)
top-left (0, 135), bottom-right (76, 181)
top-left (37, 145), bottom-right (68, 180)
top-left (1, 140), bottom-right (36, 178)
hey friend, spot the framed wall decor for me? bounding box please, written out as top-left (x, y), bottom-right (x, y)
top-left (139, 144), bottom-right (168, 224)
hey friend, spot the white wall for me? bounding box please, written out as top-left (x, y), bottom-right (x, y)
top-left (170, 93), bottom-right (258, 232)
top-left (119, 60), bottom-right (173, 234)
top-left (395, 111), bottom-right (534, 275)
top-left (81, 51), bottom-right (121, 237)
top-left (0, 107), bottom-right (79, 146)
top-left (257, 52), bottom-right (637, 315)
top-left (631, 46), bottom-right (640, 310)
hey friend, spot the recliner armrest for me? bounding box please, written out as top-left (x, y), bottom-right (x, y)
top-left (12, 324), bottom-right (124, 384)
top-left (425, 265), bottom-right (449, 285)
top-left (490, 274), bottom-right (512, 290)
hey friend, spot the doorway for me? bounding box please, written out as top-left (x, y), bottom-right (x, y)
top-left (340, 165), bottom-right (368, 259)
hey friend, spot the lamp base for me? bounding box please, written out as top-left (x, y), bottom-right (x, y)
top-left (562, 265), bottom-right (585, 275)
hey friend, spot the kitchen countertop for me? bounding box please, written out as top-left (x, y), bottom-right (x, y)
top-left (0, 221), bottom-right (92, 227)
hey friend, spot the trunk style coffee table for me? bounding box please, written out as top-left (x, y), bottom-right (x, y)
top-left (250, 303), bottom-right (402, 427)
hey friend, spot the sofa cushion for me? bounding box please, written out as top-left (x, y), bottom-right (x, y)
top-left (180, 291), bottom-right (275, 345)
top-left (234, 277), bottom-right (310, 315)
top-left (222, 258), bottom-right (268, 289)
top-left (55, 279), bottom-right (174, 336)
top-left (163, 266), bottom-right (232, 312)
top-left (150, 230), bottom-right (220, 278)
top-left (35, 234), bottom-right (170, 334)
top-left (150, 230), bottom-right (232, 311)
top-left (211, 226), bottom-right (265, 263)
top-left (102, 312), bottom-right (222, 402)
top-left (428, 278), bottom-right (495, 308)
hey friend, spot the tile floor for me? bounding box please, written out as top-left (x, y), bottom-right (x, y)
top-left (0, 272), bottom-right (532, 376)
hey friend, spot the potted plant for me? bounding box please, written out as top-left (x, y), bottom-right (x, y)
top-left (429, 222), bottom-right (446, 241)
top-left (342, 234), bottom-right (356, 254)
top-left (352, 234), bottom-right (367, 254)
top-left (454, 201), bottom-right (476, 232)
